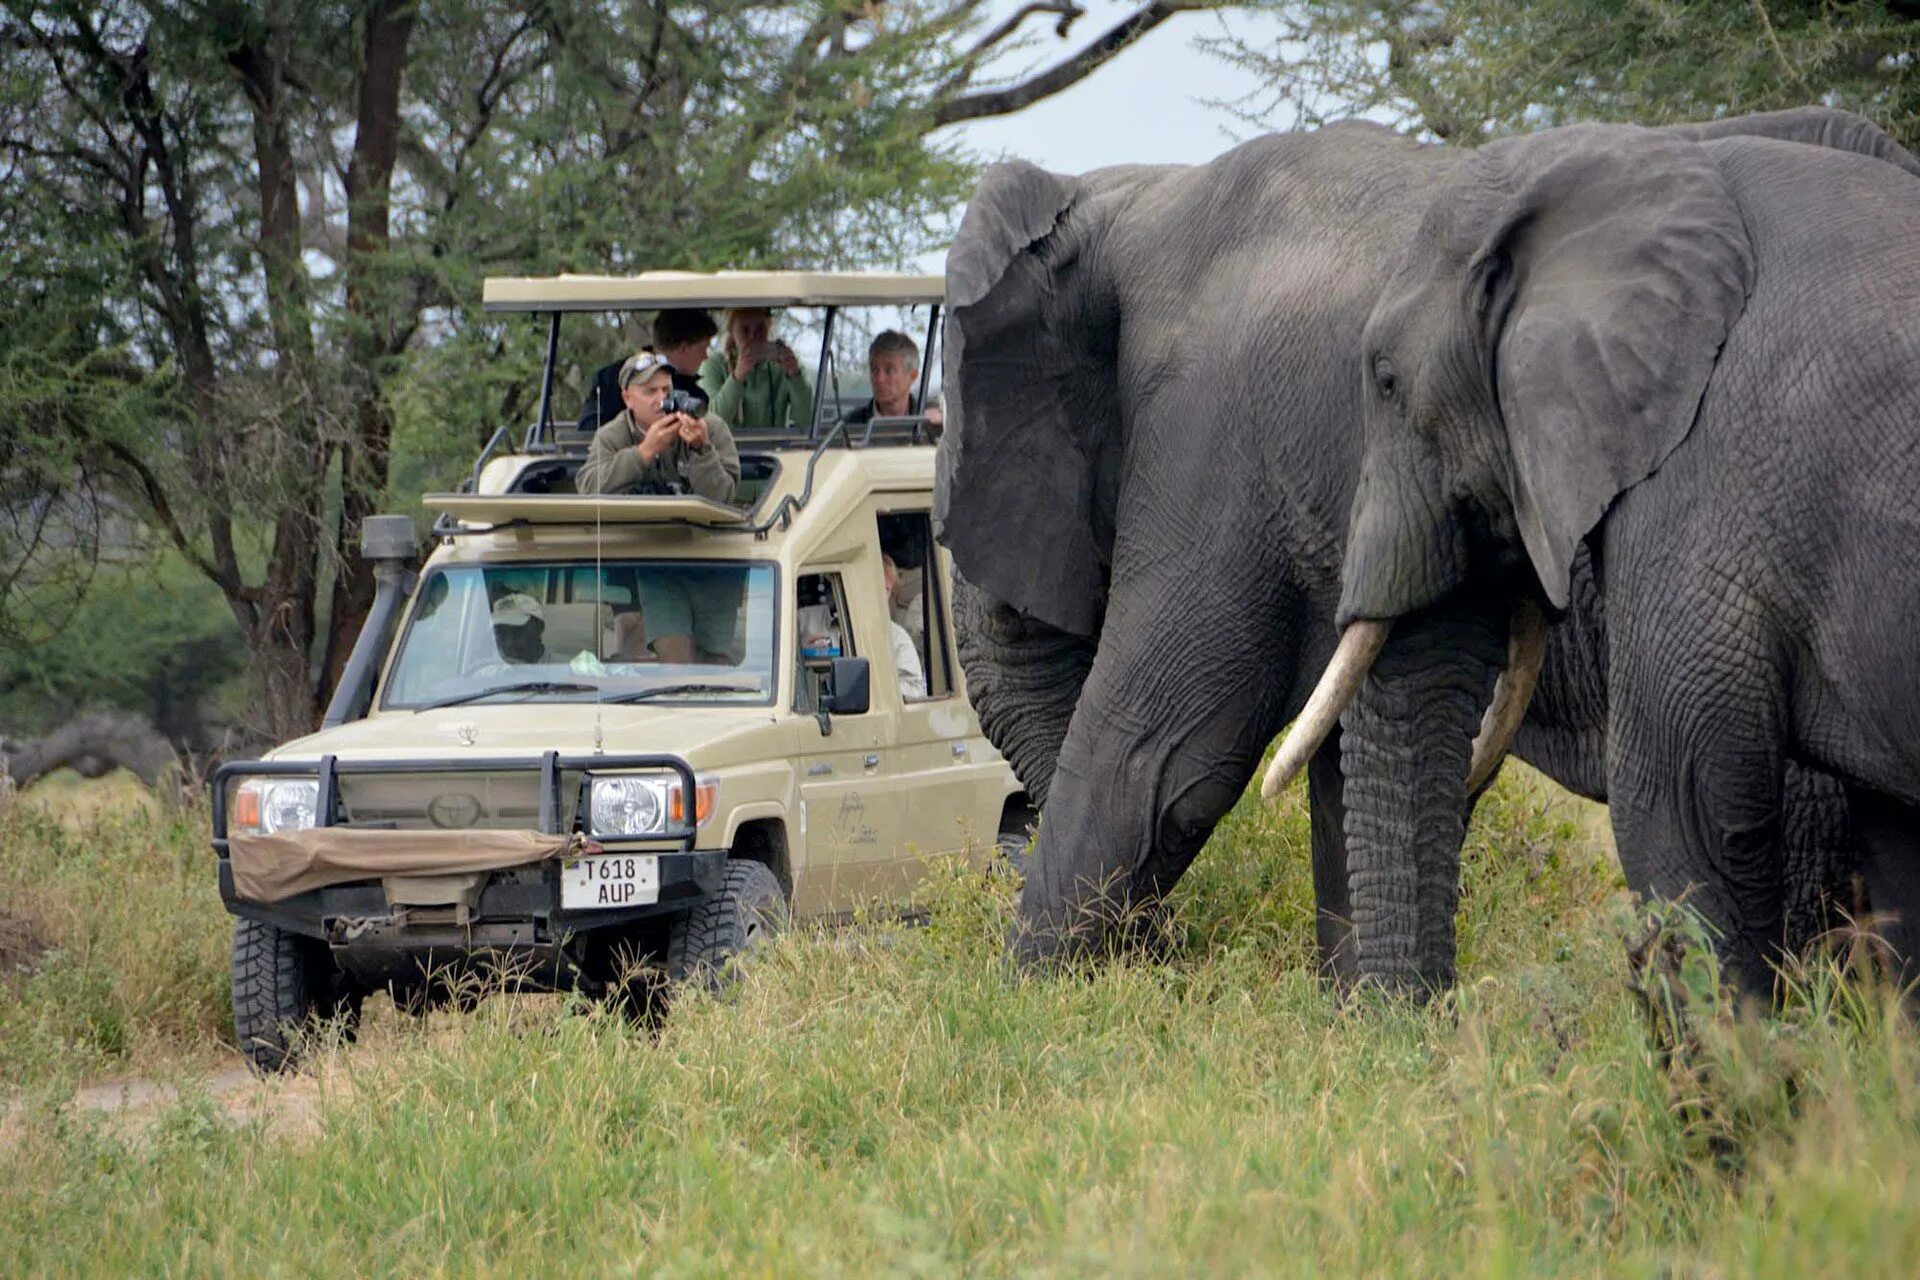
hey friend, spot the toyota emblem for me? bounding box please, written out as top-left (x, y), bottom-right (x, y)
top-left (427, 792), bottom-right (484, 829)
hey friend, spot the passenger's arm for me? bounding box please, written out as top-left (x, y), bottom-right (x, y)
top-left (684, 415), bottom-right (740, 504)
top-left (575, 422), bottom-right (647, 494)
top-left (891, 622), bottom-right (926, 699)
top-left (783, 371), bottom-right (815, 430)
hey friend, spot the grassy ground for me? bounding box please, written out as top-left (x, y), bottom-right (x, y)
top-left (1, 769), bottom-right (1916, 1276)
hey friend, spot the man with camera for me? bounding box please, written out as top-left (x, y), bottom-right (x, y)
top-left (576, 350), bottom-right (740, 502)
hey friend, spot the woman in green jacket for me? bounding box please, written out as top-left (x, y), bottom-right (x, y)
top-left (698, 307), bottom-right (816, 430)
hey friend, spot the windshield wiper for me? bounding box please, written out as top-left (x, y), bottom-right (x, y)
top-left (417, 681), bottom-right (599, 711)
top-left (604, 683), bottom-right (761, 704)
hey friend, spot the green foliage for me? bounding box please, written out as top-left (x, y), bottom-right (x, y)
top-left (0, 551), bottom-right (248, 742)
top-left (3, 769), bottom-right (1919, 1273)
top-left (3, 0), bottom-right (1128, 733)
top-left (1216, 1), bottom-right (1920, 148)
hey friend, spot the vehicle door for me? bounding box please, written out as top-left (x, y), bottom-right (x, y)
top-left (873, 507), bottom-right (1011, 890)
top-left (785, 561), bottom-right (906, 918)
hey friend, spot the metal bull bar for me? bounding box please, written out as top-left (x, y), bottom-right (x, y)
top-left (210, 752), bottom-right (699, 852)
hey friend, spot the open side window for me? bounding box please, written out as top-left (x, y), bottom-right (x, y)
top-left (877, 510), bottom-right (954, 701)
top-left (793, 571), bottom-right (856, 713)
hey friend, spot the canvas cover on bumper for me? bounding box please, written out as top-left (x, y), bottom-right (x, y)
top-left (228, 828), bottom-right (579, 902)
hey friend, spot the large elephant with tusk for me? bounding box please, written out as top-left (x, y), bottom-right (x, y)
top-left (1270, 111), bottom-right (1920, 995)
top-left (939, 109), bottom-right (1901, 983)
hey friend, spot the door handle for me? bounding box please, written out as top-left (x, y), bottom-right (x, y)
top-left (863, 753), bottom-right (880, 769)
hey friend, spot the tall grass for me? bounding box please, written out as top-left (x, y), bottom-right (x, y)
top-left (2, 769), bottom-right (1916, 1276)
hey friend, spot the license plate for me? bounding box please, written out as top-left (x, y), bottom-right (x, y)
top-left (560, 853), bottom-right (660, 910)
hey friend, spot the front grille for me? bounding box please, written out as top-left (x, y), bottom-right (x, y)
top-left (336, 770), bottom-right (579, 831)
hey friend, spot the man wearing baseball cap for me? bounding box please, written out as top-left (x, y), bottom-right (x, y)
top-left (489, 592), bottom-right (549, 665)
top-left (575, 350), bottom-right (740, 501)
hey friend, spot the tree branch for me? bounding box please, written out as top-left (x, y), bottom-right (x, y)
top-left (938, 0), bottom-right (1087, 98)
top-left (1748, 0), bottom-right (1812, 96)
top-left (98, 440), bottom-right (254, 608)
top-left (933, 2), bottom-right (1203, 126)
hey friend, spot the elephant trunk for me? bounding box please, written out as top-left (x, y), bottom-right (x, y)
top-left (1339, 606), bottom-right (1506, 991)
top-left (1008, 561), bottom-right (1297, 970)
top-left (951, 569), bottom-right (1098, 810)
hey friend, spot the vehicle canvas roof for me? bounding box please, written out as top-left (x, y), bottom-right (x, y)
top-left (483, 270), bottom-right (945, 313)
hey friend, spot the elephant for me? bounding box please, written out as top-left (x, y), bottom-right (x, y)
top-left (936, 110), bottom-right (1897, 980)
top-left (1271, 113), bottom-right (1920, 996)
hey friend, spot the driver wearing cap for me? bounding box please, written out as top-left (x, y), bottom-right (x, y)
top-left (575, 351), bottom-right (740, 501)
top-left (489, 592), bottom-right (550, 665)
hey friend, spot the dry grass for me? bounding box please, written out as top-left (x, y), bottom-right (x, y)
top-left (0, 767), bottom-right (1915, 1276)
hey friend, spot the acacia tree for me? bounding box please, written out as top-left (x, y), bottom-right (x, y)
top-left (1, 0), bottom-right (1216, 740)
top-left (1214, 1), bottom-right (1920, 148)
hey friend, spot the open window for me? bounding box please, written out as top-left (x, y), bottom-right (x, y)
top-left (877, 511), bottom-right (954, 701)
top-left (793, 571), bottom-right (856, 713)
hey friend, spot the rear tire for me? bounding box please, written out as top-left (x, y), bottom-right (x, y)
top-left (667, 859), bottom-right (787, 991)
top-left (231, 918), bottom-right (360, 1074)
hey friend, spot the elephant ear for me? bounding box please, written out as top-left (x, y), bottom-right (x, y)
top-left (1465, 126), bottom-right (1755, 608)
top-left (935, 161), bottom-right (1118, 638)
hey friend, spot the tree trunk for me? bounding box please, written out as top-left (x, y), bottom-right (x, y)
top-left (323, 0), bottom-right (418, 703)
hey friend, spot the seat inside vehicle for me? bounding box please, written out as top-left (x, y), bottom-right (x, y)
top-left (540, 600), bottom-right (615, 660)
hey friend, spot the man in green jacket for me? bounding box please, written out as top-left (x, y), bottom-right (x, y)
top-left (699, 307), bottom-right (815, 430)
top-left (576, 352), bottom-right (740, 501)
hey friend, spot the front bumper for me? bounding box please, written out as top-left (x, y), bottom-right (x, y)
top-left (212, 750), bottom-right (722, 951)
top-left (216, 848), bottom-right (728, 945)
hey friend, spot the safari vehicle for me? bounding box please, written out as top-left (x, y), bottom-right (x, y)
top-left (212, 271), bottom-right (1029, 1072)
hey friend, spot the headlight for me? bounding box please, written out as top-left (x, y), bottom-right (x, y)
top-left (588, 774), bottom-right (716, 838)
top-left (233, 778), bottom-right (321, 836)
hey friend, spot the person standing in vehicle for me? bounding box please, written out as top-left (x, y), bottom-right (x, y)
top-left (576, 309), bottom-right (717, 432)
top-left (700, 307), bottom-right (815, 429)
top-left (576, 352), bottom-right (739, 501)
top-left (845, 331), bottom-right (942, 428)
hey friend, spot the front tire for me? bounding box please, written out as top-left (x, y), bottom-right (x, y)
top-left (231, 918), bottom-right (361, 1074)
top-left (666, 859), bottom-right (787, 991)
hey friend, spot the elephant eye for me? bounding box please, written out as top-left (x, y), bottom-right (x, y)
top-left (1372, 356), bottom-right (1398, 401)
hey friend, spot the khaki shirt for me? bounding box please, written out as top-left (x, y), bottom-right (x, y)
top-left (575, 408), bottom-right (740, 502)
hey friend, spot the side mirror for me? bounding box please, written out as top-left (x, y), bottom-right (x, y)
top-left (820, 657), bottom-right (870, 716)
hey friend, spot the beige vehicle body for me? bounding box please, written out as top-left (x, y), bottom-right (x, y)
top-left (214, 273), bottom-right (1022, 1029)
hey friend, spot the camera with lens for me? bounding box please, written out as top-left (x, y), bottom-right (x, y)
top-left (660, 389), bottom-right (706, 417)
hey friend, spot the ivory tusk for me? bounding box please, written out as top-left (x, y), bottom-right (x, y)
top-left (1464, 598), bottom-right (1548, 793)
top-left (1260, 620), bottom-right (1391, 800)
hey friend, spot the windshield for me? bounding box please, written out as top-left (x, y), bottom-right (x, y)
top-left (381, 561), bottom-right (777, 709)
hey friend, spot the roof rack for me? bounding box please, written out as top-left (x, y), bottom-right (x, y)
top-left (483, 270), bottom-right (944, 313)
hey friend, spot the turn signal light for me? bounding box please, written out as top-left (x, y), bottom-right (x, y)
top-left (233, 788), bottom-right (261, 832)
top-left (669, 779), bottom-right (717, 827)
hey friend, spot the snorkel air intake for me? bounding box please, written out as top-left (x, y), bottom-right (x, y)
top-left (321, 515), bottom-right (420, 729)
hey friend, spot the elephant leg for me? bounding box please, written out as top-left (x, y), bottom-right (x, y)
top-left (1308, 727), bottom-right (1358, 985)
top-left (1839, 784), bottom-right (1920, 985)
top-left (1607, 619), bottom-right (1789, 999)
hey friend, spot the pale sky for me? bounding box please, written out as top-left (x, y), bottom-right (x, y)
top-left (933, 4), bottom-right (1296, 171)
top-left (914, 3), bottom-right (1299, 269)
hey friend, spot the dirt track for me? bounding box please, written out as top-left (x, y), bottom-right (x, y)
top-left (4, 1059), bottom-right (329, 1147)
